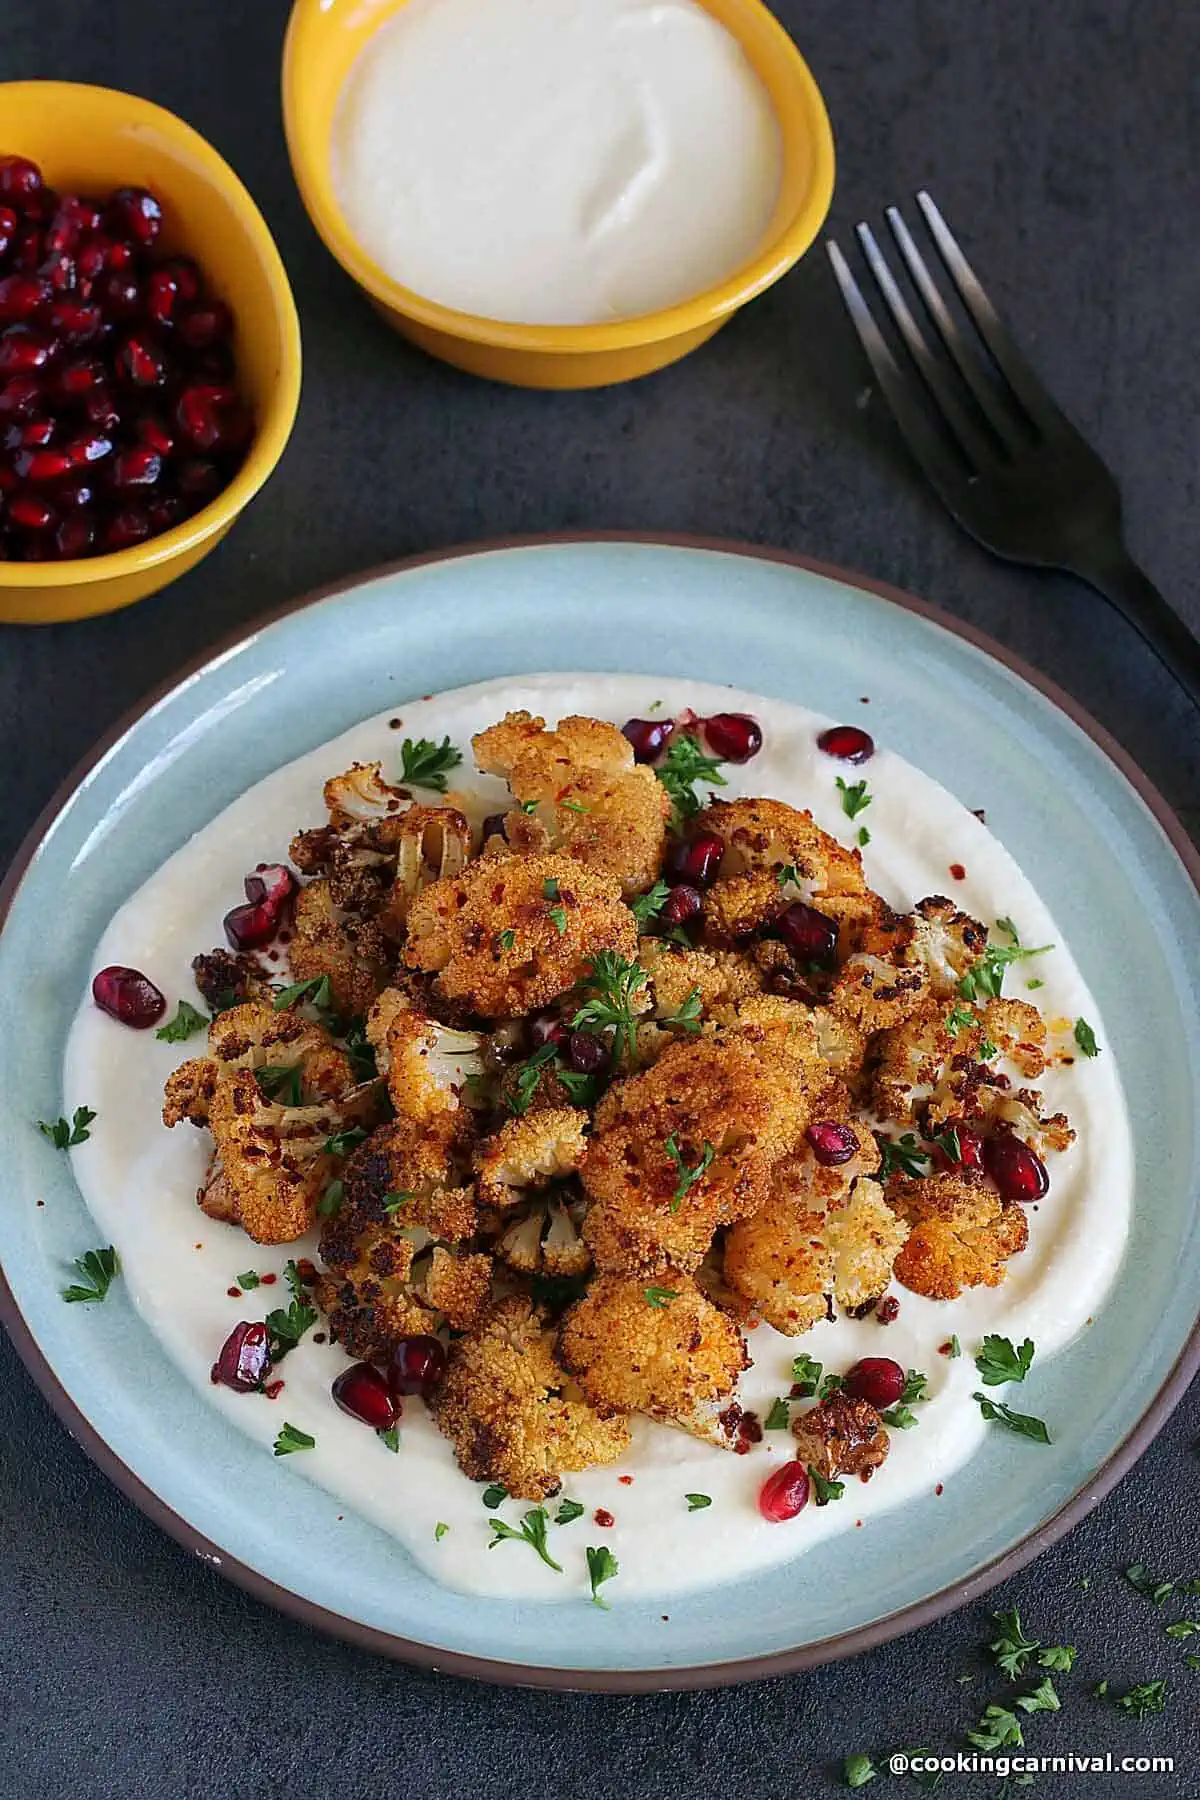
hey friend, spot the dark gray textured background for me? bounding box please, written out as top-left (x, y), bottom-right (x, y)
top-left (2, 3), bottom-right (1198, 1795)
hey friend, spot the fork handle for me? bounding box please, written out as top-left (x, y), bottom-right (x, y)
top-left (1069, 547), bottom-right (1200, 710)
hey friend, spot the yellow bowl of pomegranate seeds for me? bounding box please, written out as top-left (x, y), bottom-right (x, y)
top-left (0, 82), bottom-right (301, 624)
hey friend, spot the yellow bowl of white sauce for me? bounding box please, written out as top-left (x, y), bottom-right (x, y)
top-left (283, 0), bottom-right (834, 389)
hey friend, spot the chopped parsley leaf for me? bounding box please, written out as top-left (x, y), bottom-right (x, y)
top-left (496, 928), bottom-right (516, 953)
top-left (561, 799), bottom-right (591, 814)
top-left (435, 1522), bottom-right (449, 1541)
top-left (791, 1353), bottom-right (823, 1397)
top-left (481, 1485), bottom-right (507, 1510)
top-left (506, 1041), bottom-right (559, 1116)
top-left (61, 1245), bottom-right (119, 1305)
top-left (777, 863), bottom-right (801, 888)
top-left (256, 1062), bottom-right (303, 1105)
top-left (974, 1393), bottom-right (1050, 1443)
top-left (958, 920), bottom-right (1053, 1001)
top-left (317, 1178), bottom-right (344, 1218)
top-left (1026, 978), bottom-right (1045, 991)
top-left (1017, 1675), bottom-right (1060, 1714)
top-left (273, 1422), bottom-right (315, 1456)
top-left (880, 1405), bottom-right (920, 1430)
top-left (558, 1069), bottom-right (599, 1106)
top-left (764, 1396), bottom-right (791, 1430)
top-left (665, 1132), bottom-right (715, 1209)
top-left (155, 1000), bottom-right (209, 1042)
top-left (808, 1467), bottom-right (845, 1506)
top-left (932, 1126), bottom-right (963, 1164)
top-left (876, 1132), bottom-right (931, 1179)
top-left (978, 1037), bottom-right (999, 1060)
top-left (1038, 1644), bottom-right (1077, 1671)
top-left (644, 1286), bottom-right (680, 1309)
top-left (377, 1426), bottom-right (400, 1453)
top-left (1186, 1655), bottom-right (1200, 1672)
top-left (988, 1608), bottom-right (1041, 1678)
top-left (273, 974), bottom-right (334, 1017)
top-left (685, 1493), bottom-right (712, 1512)
top-left (1165, 1621), bottom-right (1199, 1640)
top-left (630, 879), bottom-right (671, 930)
top-left (265, 1262), bottom-right (317, 1360)
top-left (843, 1752), bottom-right (877, 1788)
top-left (1116, 1680), bottom-right (1167, 1717)
top-left (836, 776), bottom-right (872, 821)
top-left (658, 986), bottom-right (704, 1033)
top-left (586, 1544), bottom-right (619, 1608)
top-left (945, 1004), bottom-right (976, 1037)
top-left (323, 1125), bottom-right (368, 1158)
top-left (817, 1371), bottom-right (845, 1400)
top-left (399, 735), bottom-right (462, 792)
top-left (653, 734), bottom-right (727, 825)
top-left (1074, 1017), bottom-right (1101, 1058)
top-left (38, 1105), bottom-right (96, 1149)
top-left (520, 798), bottom-right (539, 814)
top-left (975, 1334), bottom-right (1035, 1386)
top-left (1125, 1563), bottom-right (1176, 1606)
top-left (543, 877), bottom-right (561, 901)
top-left (555, 1499), bottom-right (585, 1526)
top-left (857, 826), bottom-right (871, 848)
top-left (966, 1702), bottom-right (1024, 1751)
top-left (488, 1507), bottom-right (563, 1572)
top-left (236, 1269), bottom-right (261, 1291)
top-left (947, 1335), bottom-right (961, 1358)
top-left (571, 951), bottom-right (649, 1071)
top-left (383, 1191), bottom-right (414, 1212)
top-left (548, 907), bottom-right (567, 933)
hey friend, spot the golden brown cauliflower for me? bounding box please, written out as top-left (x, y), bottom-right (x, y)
top-left (206, 1068), bottom-right (345, 1244)
top-left (557, 1273), bottom-right (749, 1446)
top-left (905, 896), bottom-right (989, 997)
top-left (365, 992), bottom-right (486, 1125)
top-left (873, 995), bottom-right (1060, 1141)
top-left (581, 1032), bottom-right (809, 1275)
top-left (722, 1196), bottom-right (832, 1334)
top-left (822, 1176), bottom-right (909, 1311)
top-left (888, 1170), bottom-right (1029, 1299)
top-left (475, 1108), bottom-right (589, 1210)
top-left (288, 878), bottom-right (393, 1016)
top-left (404, 852), bottom-right (637, 1019)
top-left (472, 710), bottom-right (670, 896)
top-left (493, 1190), bottom-right (591, 1277)
top-left (162, 999), bottom-right (352, 1128)
top-left (791, 1391), bottom-right (890, 1482)
top-left (640, 938), bottom-right (764, 1026)
top-left (701, 797), bottom-right (880, 950)
top-left (433, 1296), bottom-right (631, 1501)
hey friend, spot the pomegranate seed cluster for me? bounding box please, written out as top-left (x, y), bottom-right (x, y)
top-left (0, 155), bottom-right (252, 563)
top-left (128, 703), bottom-right (1079, 1537)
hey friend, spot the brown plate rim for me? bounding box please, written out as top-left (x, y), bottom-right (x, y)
top-left (2, 531), bottom-right (1197, 1693)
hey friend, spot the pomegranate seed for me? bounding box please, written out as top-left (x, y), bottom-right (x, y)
top-left (0, 205), bottom-right (16, 256)
top-left (13, 445), bottom-right (73, 482)
top-left (13, 227), bottom-right (42, 273)
top-left (817, 725), bottom-right (875, 764)
top-left (56, 195), bottom-right (104, 236)
top-left (0, 373), bottom-right (42, 417)
top-left (177, 301), bottom-right (233, 352)
top-left (91, 963), bottom-right (167, 1027)
top-left (983, 1133), bottom-right (1049, 1203)
top-left (67, 430), bottom-right (113, 466)
top-left (805, 1120), bottom-right (858, 1166)
top-left (566, 1029), bottom-right (609, 1075)
top-left (212, 1320), bottom-right (271, 1393)
top-left (387, 1334), bottom-right (447, 1398)
top-left (667, 830), bottom-right (724, 887)
top-left (44, 299), bottom-right (102, 344)
top-left (530, 1012), bottom-right (568, 1048)
top-left (2, 415), bottom-right (54, 450)
top-left (83, 387), bottom-right (121, 431)
top-left (144, 266), bottom-right (187, 328)
top-left (622, 717), bottom-right (675, 762)
top-left (0, 326), bottom-right (54, 375)
top-left (38, 249), bottom-right (78, 295)
top-left (54, 356), bottom-right (105, 400)
top-left (115, 332), bottom-right (168, 389)
top-left (109, 444), bottom-right (162, 490)
top-left (661, 883), bottom-right (703, 927)
top-left (758, 1461), bottom-right (811, 1522)
top-left (102, 505), bottom-right (151, 552)
top-left (843, 1357), bottom-right (906, 1409)
top-left (55, 510), bottom-right (95, 558)
top-left (703, 712), bottom-right (762, 762)
top-left (144, 494), bottom-right (182, 535)
top-left (244, 864), bottom-right (295, 911)
top-left (99, 271), bottom-right (141, 320)
top-left (0, 274), bottom-right (47, 323)
top-left (331, 1362), bottom-right (398, 1431)
top-left (931, 1120), bottom-right (985, 1173)
top-left (106, 187), bottom-right (163, 248)
top-left (0, 157), bottom-right (44, 204)
top-left (778, 901), bottom-right (839, 967)
top-left (7, 491), bottom-right (54, 531)
top-left (134, 412), bottom-right (174, 457)
top-left (223, 863), bottom-right (296, 950)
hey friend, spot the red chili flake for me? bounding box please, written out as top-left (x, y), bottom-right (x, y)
top-left (194, 1241), bottom-right (202, 1249)
top-left (855, 1519), bottom-right (863, 1528)
top-left (260, 1272), bottom-right (277, 1285)
top-left (618, 1475), bottom-right (634, 1485)
top-left (226, 1285), bottom-right (241, 1298)
top-left (36, 1200), bottom-right (44, 1208)
top-left (938, 1339), bottom-right (956, 1357)
top-left (859, 696), bottom-right (870, 704)
top-left (263, 1378), bottom-right (285, 1400)
top-left (949, 863), bottom-right (966, 881)
top-left (935, 1482), bottom-right (944, 1496)
top-left (972, 808), bottom-right (987, 824)
top-left (593, 1508), bottom-right (615, 1528)
top-left (876, 1296), bottom-right (900, 1325)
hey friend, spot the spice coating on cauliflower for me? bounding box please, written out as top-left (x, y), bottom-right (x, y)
top-left (791, 1390), bottom-right (890, 1482)
top-left (888, 1170), bottom-right (1029, 1299)
top-left (475, 1107), bottom-right (588, 1210)
top-left (288, 878), bottom-right (393, 1016)
top-left (206, 1068), bottom-right (343, 1244)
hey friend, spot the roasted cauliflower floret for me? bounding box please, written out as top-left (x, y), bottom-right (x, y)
top-left (472, 711), bottom-right (670, 897)
top-left (494, 1191), bottom-right (591, 1277)
top-left (475, 1108), bottom-right (589, 1210)
top-left (640, 938), bottom-right (764, 1026)
top-left (382, 804), bottom-right (473, 933)
top-left (322, 759), bottom-right (413, 828)
top-left (701, 797), bottom-right (879, 950)
top-left (722, 1196), bottom-right (832, 1335)
top-left (830, 952), bottom-right (929, 1034)
top-left (581, 1032), bottom-right (809, 1275)
top-left (340, 1117), bottom-right (478, 1239)
top-left (206, 1068), bottom-right (343, 1244)
top-left (873, 997), bottom-right (1057, 1136)
top-left (190, 946), bottom-right (272, 1012)
top-left (906, 896), bottom-right (988, 997)
top-left (822, 1175), bottom-right (909, 1311)
top-left (558, 1273), bottom-right (749, 1446)
top-left (791, 1390), bottom-right (890, 1482)
top-left (365, 994), bottom-right (485, 1124)
top-left (888, 1170), bottom-right (1029, 1299)
top-left (433, 1296), bottom-right (631, 1501)
top-left (404, 852), bottom-right (636, 1018)
top-left (288, 878), bottom-right (392, 1016)
top-left (162, 1000), bottom-right (353, 1129)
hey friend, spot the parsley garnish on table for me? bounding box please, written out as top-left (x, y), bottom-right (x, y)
top-left (958, 918), bottom-right (1053, 1001)
top-left (586, 1545), bottom-right (619, 1608)
top-left (61, 1245), bottom-right (119, 1304)
top-left (488, 1506), bottom-right (563, 1572)
top-left (399, 735), bottom-right (462, 792)
top-left (1116, 1680), bottom-right (1168, 1717)
top-left (38, 1105), bottom-right (96, 1149)
top-left (653, 734), bottom-right (728, 825)
top-left (155, 1000), bottom-right (209, 1042)
top-left (842, 1752), bottom-right (877, 1788)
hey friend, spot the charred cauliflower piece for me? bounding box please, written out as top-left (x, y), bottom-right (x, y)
top-left (494, 1191), bottom-right (591, 1277)
top-left (873, 996), bottom-right (1057, 1137)
top-left (365, 992), bottom-right (486, 1124)
top-left (472, 711), bottom-right (670, 896)
top-left (288, 878), bottom-right (393, 1016)
top-left (581, 1032), bottom-right (809, 1276)
top-left (558, 1273), bottom-right (749, 1446)
top-left (322, 759), bottom-right (413, 829)
top-left (889, 1171), bottom-right (1029, 1299)
top-left (475, 1108), bottom-right (588, 1210)
top-left (162, 1000), bottom-right (352, 1128)
top-left (830, 952), bottom-right (929, 1034)
top-left (207, 1068), bottom-right (344, 1244)
top-left (433, 1296), bottom-right (631, 1501)
top-left (791, 1391), bottom-right (890, 1482)
top-left (404, 852), bottom-right (636, 1019)
top-left (190, 946), bottom-right (272, 1012)
top-left (906, 896), bottom-right (988, 997)
top-left (701, 797), bottom-right (880, 950)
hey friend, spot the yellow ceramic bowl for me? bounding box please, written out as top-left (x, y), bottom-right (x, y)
top-left (283, 0), bottom-right (834, 390)
top-left (0, 83), bottom-right (302, 625)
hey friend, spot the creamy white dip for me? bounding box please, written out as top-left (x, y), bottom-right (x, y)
top-left (63, 675), bottom-right (1131, 1606)
top-left (332, 0), bottom-right (783, 324)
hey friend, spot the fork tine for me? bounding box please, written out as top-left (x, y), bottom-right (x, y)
top-left (916, 191), bottom-right (1062, 432)
top-left (854, 222), bottom-right (996, 471)
top-left (826, 240), bottom-right (969, 499)
top-left (884, 206), bottom-right (1025, 455)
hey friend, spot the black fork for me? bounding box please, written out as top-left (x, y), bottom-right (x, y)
top-left (828, 192), bottom-right (1200, 710)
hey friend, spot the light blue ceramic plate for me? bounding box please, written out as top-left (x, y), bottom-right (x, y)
top-left (3, 538), bottom-right (1198, 1691)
